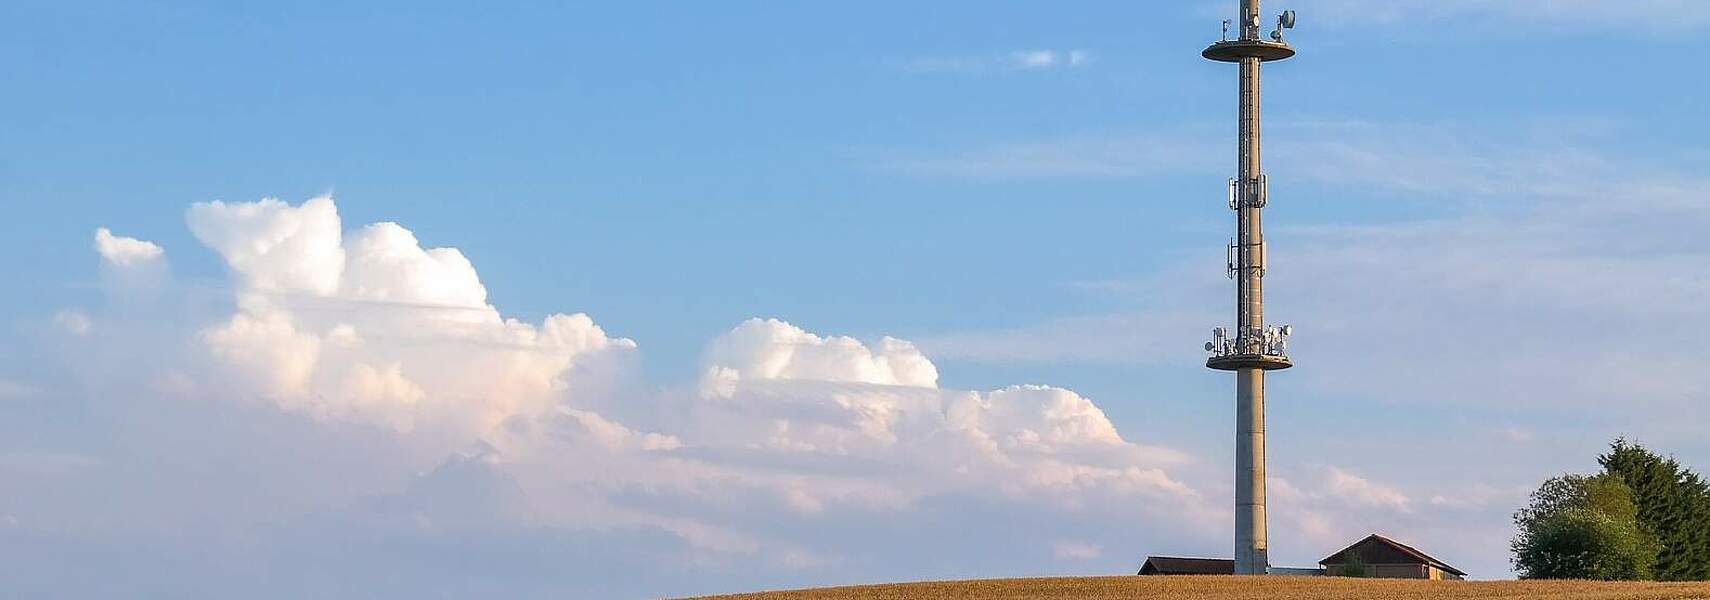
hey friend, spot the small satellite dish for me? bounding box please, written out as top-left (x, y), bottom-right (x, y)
top-left (1280, 10), bottom-right (1297, 29)
top-left (1280, 325), bottom-right (1294, 336)
top-left (1205, 341), bottom-right (1216, 352)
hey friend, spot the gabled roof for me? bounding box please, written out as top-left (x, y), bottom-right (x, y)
top-left (1318, 533), bottom-right (1466, 576)
top-left (1137, 556), bottom-right (1235, 575)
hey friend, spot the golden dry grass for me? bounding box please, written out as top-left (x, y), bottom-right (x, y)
top-left (682, 575), bottom-right (1710, 600)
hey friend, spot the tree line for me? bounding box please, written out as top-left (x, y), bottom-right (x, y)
top-left (1513, 439), bottom-right (1710, 580)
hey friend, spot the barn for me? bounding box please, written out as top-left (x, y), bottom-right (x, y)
top-left (1138, 533), bottom-right (1465, 580)
top-left (1137, 556), bottom-right (1234, 576)
top-left (1319, 533), bottom-right (1466, 580)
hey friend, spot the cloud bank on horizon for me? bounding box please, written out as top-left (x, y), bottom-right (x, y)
top-left (14, 196), bottom-right (1320, 597)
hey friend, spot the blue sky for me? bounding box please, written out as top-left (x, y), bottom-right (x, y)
top-left (4, 1), bottom-right (1710, 597)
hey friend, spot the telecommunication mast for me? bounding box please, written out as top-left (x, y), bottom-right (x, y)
top-left (1201, 0), bottom-right (1298, 576)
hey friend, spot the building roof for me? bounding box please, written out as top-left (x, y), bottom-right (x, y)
top-left (1137, 556), bottom-right (1235, 575)
top-left (1318, 533), bottom-right (1466, 577)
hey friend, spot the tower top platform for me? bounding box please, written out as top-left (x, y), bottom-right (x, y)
top-left (1203, 39), bottom-right (1295, 63)
top-left (1207, 354), bottom-right (1294, 371)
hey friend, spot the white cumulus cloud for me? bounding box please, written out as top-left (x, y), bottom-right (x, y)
top-left (189, 196), bottom-right (634, 437)
top-left (14, 195), bottom-right (1214, 597)
top-left (688, 319), bottom-right (1195, 506)
top-left (165, 196), bottom-right (1199, 522)
top-left (700, 318), bottom-right (938, 395)
top-left (92, 227), bottom-right (164, 266)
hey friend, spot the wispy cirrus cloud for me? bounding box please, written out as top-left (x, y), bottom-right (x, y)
top-left (871, 127), bottom-right (1221, 180)
top-left (913, 119), bottom-right (1710, 407)
top-left (52, 309), bottom-right (92, 336)
top-left (1324, 467), bottom-right (1412, 513)
top-left (1052, 540), bottom-right (1104, 560)
top-left (900, 48), bottom-right (1093, 74)
top-left (871, 118), bottom-right (1669, 196)
top-left (1265, 467), bottom-right (1513, 570)
top-left (906, 118), bottom-right (1710, 577)
top-left (0, 379), bottom-right (46, 401)
top-left (918, 311), bottom-right (1213, 366)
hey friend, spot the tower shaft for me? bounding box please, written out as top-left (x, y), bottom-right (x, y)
top-left (1202, 0), bottom-right (1295, 577)
top-left (1235, 367), bottom-right (1266, 573)
top-left (1235, 0), bottom-right (1267, 576)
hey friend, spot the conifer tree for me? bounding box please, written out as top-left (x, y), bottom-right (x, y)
top-left (1600, 439), bottom-right (1710, 580)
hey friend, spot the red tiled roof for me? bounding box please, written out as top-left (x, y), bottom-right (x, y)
top-left (1318, 533), bottom-right (1466, 577)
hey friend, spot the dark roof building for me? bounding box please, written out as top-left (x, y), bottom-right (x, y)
top-left (1138, 533), bottom-right (1465, 580)
top-left (1319, 533), bottom-right (1466, 580)
top-left (1137, 556), bottom-right (1234, 576)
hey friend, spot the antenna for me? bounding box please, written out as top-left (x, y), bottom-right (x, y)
top-left (1272, 10), bottom-right (1297, 42)
top-left (1226, 238), bottom-right (1237, 279)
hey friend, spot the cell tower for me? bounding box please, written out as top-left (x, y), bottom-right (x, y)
top-left (1201, 0), bottom-right (1297, 576)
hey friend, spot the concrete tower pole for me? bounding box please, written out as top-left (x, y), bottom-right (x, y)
top-left (1235, 0), bottom-right (1267, 576)
top-left (1203, 0), bottom-right (1296, 577)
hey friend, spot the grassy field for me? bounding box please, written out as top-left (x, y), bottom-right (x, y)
top-left (683, 575), bottom-right (1710, 599)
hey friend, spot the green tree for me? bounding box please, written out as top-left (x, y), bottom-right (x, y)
top-left (1600, 439), bottom-right (1710, 581)
top-left (1512, 473), bottom-right (1659, 580)
top-left (1334, 550), bottom-right (1368, 578)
